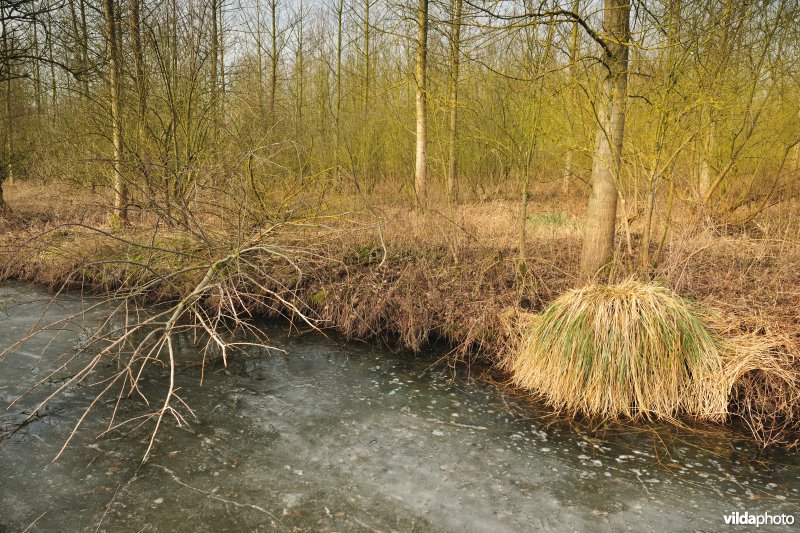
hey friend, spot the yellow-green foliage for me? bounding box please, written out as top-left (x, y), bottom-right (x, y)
top-left (507, 279), bottom-right (739, 420)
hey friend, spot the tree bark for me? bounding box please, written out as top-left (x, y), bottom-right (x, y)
top-left (255, 0), bottom-right (265, 114)
top-left (580, 0), bottom-right (630, 278)
top-left (294, 7), bottom-right (304, 137)
top-left (446, 0), bottom-right (462, 204)
top-left (131, 0), bottom-right (154, 207)
top-left (270, 0), bottom-right (278, 120)
top-left (218, 1), bottom-right (226, 98)
top-left (78, 0), bottom-right (90, 97)
top-left (103, 0), bottom-right (128, 224)
top-left (46, 10), bottom-right (56, 113)
top-left (32, 14), bottom-right (42, 114)
top-left (2, 16), bottom-right (13, 187)
top-left (698, 101), bottom-right (714, 201)
top-left (363, 0), bottom-right (370, 114)
top-left (561, 0), bottom-right (580, 194)
top-left (414, 0), bottom-right (429, 201)
top-left (0, 125), bottom-right (6, 210)
top-left (334, 0), bottom-right (343, 184)
top-left (210, 0), bottom-right (220, 144)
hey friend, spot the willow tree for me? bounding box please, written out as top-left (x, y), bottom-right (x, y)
top-left (579, 0), bottom-right (630, 277)
top-left (1, 5), bottom-right (14, 191)
top-left (414, 0), bottom-right (428, 200)
top-left (130, 0), bottom-right (149, 198)
top-left (561, 0), bottom-right (581, 193)
top-left (103, 0), bottom-right (127, 224)
top-left (446, 0), bottom-right (462, 203)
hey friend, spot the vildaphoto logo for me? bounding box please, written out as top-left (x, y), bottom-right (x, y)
top-left (724, 511), bottom-right (795, 527)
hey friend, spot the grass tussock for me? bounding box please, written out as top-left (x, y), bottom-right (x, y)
top-left (505, 279), bottom-right (797, 424)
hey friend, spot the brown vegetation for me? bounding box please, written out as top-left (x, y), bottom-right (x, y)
top-left (1, 181), bottom-right (799, 448)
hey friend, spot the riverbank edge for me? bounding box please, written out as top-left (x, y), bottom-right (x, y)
top-left (1, 220), bottom-right (798, 449)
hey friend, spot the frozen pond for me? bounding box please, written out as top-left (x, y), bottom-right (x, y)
top-left (0, 283), bottom-right (798, 531)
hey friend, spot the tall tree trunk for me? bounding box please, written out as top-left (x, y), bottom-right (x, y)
top-left (32, 15), bottom-right (42, 114)
top-left (334, 0), bottom-right (343, 184)
top-left (103, 0), bottom-right (127, 224)
top-left (697, 100), bottom-right (716, 211)
top-left (294, 5), bottom-right (304, 138)
top-left (209, 0), bottom-right (221, 158)
top-left (218, 1), bottom-right (226, 99)
top-left (446, 0), bottom-right (462, 204)
top-left (269, 0), bottom-right (278, 120)
top-left (211, 0), bottom-right (219, 114)
top-left (793, 130), bottom-right (800, 172)
top-left (0, 169), bottom-right (5, 211)
top-left (414, 0), bottom-right (429, 201)
top-left (0, 72), bottom-right (5, 208)
top-left (580, 0), bottom-right (630, 278)
top-left (4, 79), bottom-right (11, 187)
top-left (46, 10), bottom-right (57, 114)
top-left (131, 0), bottom-right (150, 202)
top-left (79, 0), bottom-right (90, 97)
top-left (255, 0), bottom-right (265, 114)
top-left (131, 0), bottom-right (146, 137)
top-left (67, 0), bottom-right (80, 81)
top-left (561, 150), bottom-right (574, 193)
top-left (561, 0), bottom-right (580, 193)
top-left (363, 0), bottom-right (370, 114)
top-left (2, 18), bottom-right (13, 187)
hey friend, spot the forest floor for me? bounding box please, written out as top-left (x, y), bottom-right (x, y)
top-left (1, 181), bottom-right (799, 448)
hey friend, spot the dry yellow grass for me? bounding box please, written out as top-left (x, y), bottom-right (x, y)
top-left (505, 279), bottom-right (796, 422)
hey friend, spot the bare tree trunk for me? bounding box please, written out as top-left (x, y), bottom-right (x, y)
top-left (580, 0), bottom-right (630, 278)
top-left (4, 80), bottom-right (11, 187)
top-left (363, 0), bottom-right (371, 114)
top-left (218, 1), bottom-right (226, 99)
top-left (414, 0), bottom-right (429, 201)
top-left (46, 10), bottom-right (56, 114)
top-left (255, 0), bottom-right (265, 114)
top-left (2, 18), bottom-right (13, 187)
top-left (519, 171), bottom-right (530, 272)
top-left (698, 101), bottom-right (714, 202)
top-left (793, 137), bottom-right (800, 172)
top-left (32, 15), bottom-right (42, 114)
top-left (0, 73), bottom-right (6, 208)
top-left (294, 5), bottom-right (304, 138)
top-left (211, 0), bottom-right (219, 113)
top-left (0, 148), bottom-right (7, 210)
top-left (131, 0), bottom-right (146, 132)
top-left (78, 0), bottom-right (90, 97)
top-left (103, 0), bottom-right (128, 224)
top-left (131, 0), bottom-right (151, 204)
top-left (446, 0), bottom-right (462, 204)
top-left (561, 0), bottom-right (580, 194)
top-left (269, 0), bottom-right (278, 120)
top-left (334, 0), bottom-right (343, 184)
top-left (561, 150), bottom-right (574, 193)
